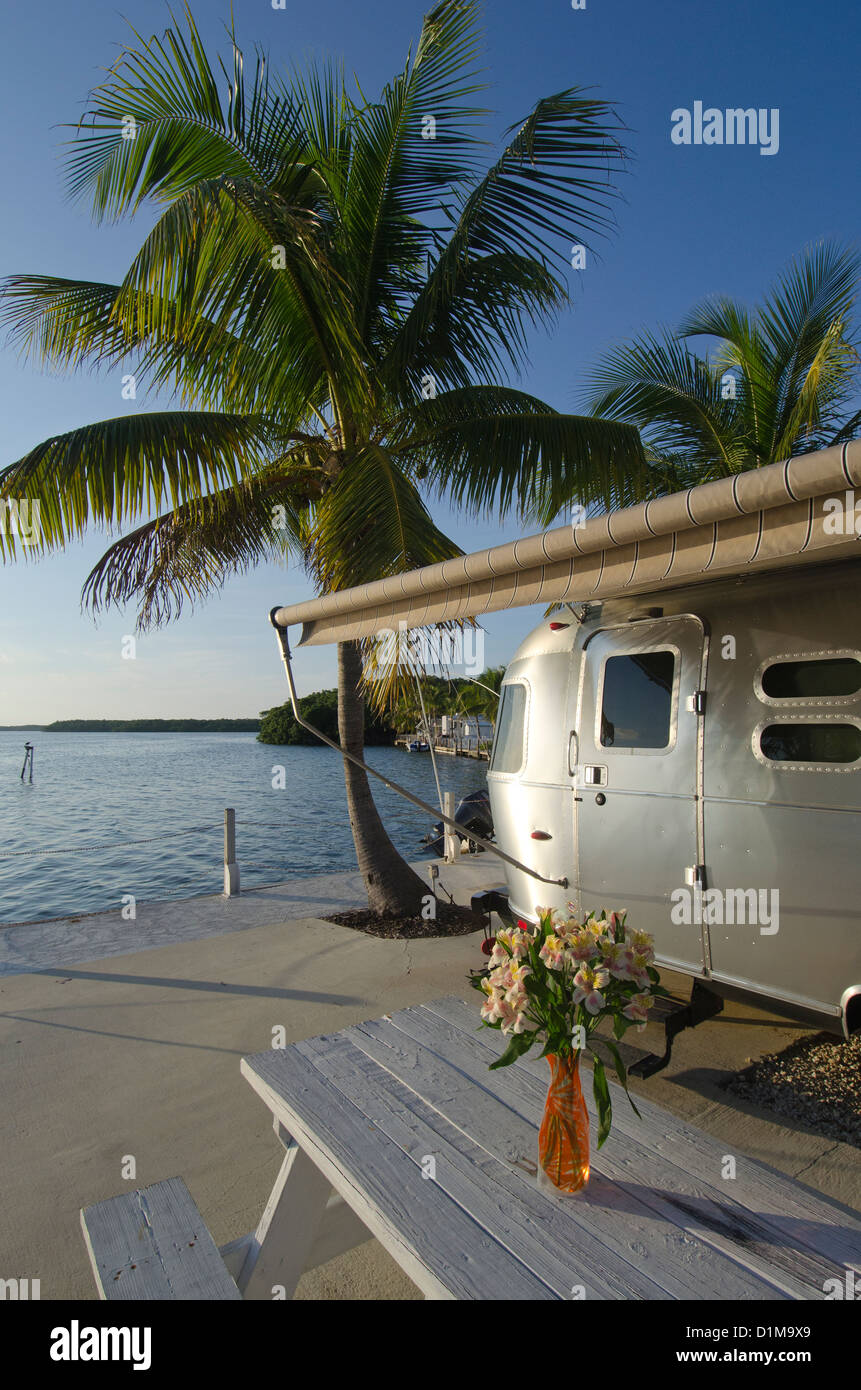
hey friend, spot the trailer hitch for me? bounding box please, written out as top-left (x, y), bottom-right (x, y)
top-left (628, 980), bottom-right (724, 1079)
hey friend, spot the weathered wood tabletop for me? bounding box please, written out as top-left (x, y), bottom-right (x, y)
top-left (240, 994), bottom-right (861, 1300)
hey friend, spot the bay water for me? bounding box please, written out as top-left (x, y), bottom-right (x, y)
top-left (0, 730), bottom-right (488, 924)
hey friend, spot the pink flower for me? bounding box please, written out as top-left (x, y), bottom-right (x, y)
top-left (568, 930), bottom-right (599, 964)
top-left (490, 928), bottom-right (531, 967)
top-left (480, 980), bottom-right (505, 1024)
top-left (538, 934), bottom-right (567, 970)
top-left (625, 928), bottom-right (655, 961)
top-left (600, 940), bottom-right (631, 978)
top-left (572, 963), bottom-right (609, 1015)
top-left (626, 949), bottom-right (653, 990)
top-left (623, 992), bottom-right (654, 1029)
top-left (498, 997), bottom-right (533, 1035)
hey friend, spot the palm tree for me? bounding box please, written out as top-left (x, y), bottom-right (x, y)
top-left (0, 2), bottom-right (646, 916)
top-left (584, 242), bottom-right (861, 488)
top-left (454, 666), bottom-right (504, 725)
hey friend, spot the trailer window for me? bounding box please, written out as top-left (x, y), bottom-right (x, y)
top-left (760, 723), bottom-right (861, 764)
top-left (761, 657), bottom-right (861, 699)
top-left (491, 683), bottom-right (527, 774)
top-left (600, 650), bottom-right (675, 749)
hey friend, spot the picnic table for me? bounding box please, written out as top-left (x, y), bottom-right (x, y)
top-left (235, 994), bottom-right (861, 1301)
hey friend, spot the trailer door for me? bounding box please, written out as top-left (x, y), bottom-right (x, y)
top-left (574, 615), bottom-right (706, 972)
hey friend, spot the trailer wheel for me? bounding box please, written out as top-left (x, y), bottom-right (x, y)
top-left (845, 996), bottom-right (861, 1038)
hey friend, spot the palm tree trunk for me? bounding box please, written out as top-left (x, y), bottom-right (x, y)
top-left (337, 639), bottom-right (430, 916)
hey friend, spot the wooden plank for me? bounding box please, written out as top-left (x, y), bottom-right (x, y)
top-left (375, 1000), bottom-right (854, 1298)
top-left (241, 1048), bottom-right (559, 1300)
top-left (300, 1030), bottom-right (668, 1300)
top-left (80, 1179), bottom-right (241, 1301)
top-left (348, 1017), bottom-right (788, 1301)
top-left (426, 995), bottom-right (861, 1273)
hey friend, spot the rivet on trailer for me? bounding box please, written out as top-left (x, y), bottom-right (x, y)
top-left (269, 441), bottom-right (861, 1072)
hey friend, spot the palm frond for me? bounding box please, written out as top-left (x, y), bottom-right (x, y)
top-left (0, 411), bottom-right (278, 556)
top-left (391, 384), bottom-right (647, 522)
top-left (81, 460), bottom-right (317, 628)
top-left (774, 318), bottom-right (860, 458)
top-left (110, 177), bottom-right (359, 408)
top-left (763, 243), bottom-right (860, 449)
top-left (342, 0), bottom-right (489, 334)
top-left (0, 276), bottom-right (140, 372)
top-left (381, 88), bottom-right (628, 387)
top-left (583, 330), bottom-right (746, 476)
top-left (64, 7), bottom-right (310, 218)
top-left (306, 443), bottom-right (462, 593)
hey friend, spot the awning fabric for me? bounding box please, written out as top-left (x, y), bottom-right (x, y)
top-left (272, 441), bottom-right (861, 646)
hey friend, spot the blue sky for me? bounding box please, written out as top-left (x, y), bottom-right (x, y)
top-left (1, 0), bottom-right (858, 722)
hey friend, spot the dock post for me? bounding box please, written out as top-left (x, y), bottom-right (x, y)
top-left (224, 808), bottom-right (240, 896)
top-left (443, 790), bottom-right (460, 863)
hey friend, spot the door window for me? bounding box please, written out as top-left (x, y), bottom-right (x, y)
top-left (599, 650), bottom-right (676, 749)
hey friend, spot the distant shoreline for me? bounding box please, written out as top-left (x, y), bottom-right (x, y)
top-left (1, 720), bottom-right (261, 733)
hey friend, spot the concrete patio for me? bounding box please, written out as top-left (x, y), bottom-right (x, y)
top-left (1, 859), bottom-right (859, 1300)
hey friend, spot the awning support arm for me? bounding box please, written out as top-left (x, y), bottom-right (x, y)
top-left (269, 612), bottom-right (568, 890)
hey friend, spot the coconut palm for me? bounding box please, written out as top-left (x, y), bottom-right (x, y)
top-left (454, 666), bottom-right (504, 725)
top-left (584, 242), bottom-right (861, 489)
top-left (0, 2), bottom-right (647, 916)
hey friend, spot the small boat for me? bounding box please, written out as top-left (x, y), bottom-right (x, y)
top-left (423, 788), bottom-right (494, 856)
top-left (407, 738), bottom-right (430, 752)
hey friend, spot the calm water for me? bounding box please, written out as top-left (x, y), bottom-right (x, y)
top-left (0, 731), bottom-right (488, 924)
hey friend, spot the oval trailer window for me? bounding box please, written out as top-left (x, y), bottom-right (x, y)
top-left (761, 656), bottom-right (861, 698)
top-left (491, 683), bottom-right (527, 774)
top-left (760, 723), bottom-right (861, 763)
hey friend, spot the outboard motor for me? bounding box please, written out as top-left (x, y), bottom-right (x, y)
top-left (422, 789), bottom-right (494, 857)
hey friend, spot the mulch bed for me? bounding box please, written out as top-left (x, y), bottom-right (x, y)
top-left (323, 900), bottom-right (488, 940)
top-left (723, 1032), bottom-right (861, 1148)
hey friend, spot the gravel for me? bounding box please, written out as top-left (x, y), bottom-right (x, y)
top-left (723, 1033), bottom-right (861, 1148)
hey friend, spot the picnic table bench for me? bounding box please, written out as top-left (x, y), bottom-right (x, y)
top-left (82, 994), bottom-right (861, 1300)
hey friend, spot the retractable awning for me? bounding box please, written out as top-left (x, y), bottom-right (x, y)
top-left (271, 441), bottom-right (861, 646)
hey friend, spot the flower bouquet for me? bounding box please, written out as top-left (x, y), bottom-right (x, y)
top-left (469, 906), bottom-right (667, 1194)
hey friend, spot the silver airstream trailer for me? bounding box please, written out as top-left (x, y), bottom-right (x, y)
top-left (270, 440), bottom-right (861, 1046)
top-left (487, 559), bottom-right (861, 1041)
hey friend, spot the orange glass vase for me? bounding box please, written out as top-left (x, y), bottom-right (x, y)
top-left (538, 1053), bottom-right (590, 1194)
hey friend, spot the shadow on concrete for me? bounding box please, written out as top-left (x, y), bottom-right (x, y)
top-left (668, 1065), bottom-right (860, 1151)
top-left (0, 1010), bottom-right (247, 1054)
top-left (711, 1014), bottom-right (812, 1032)
top-left (28, 966), bottom-right (365, 1005)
